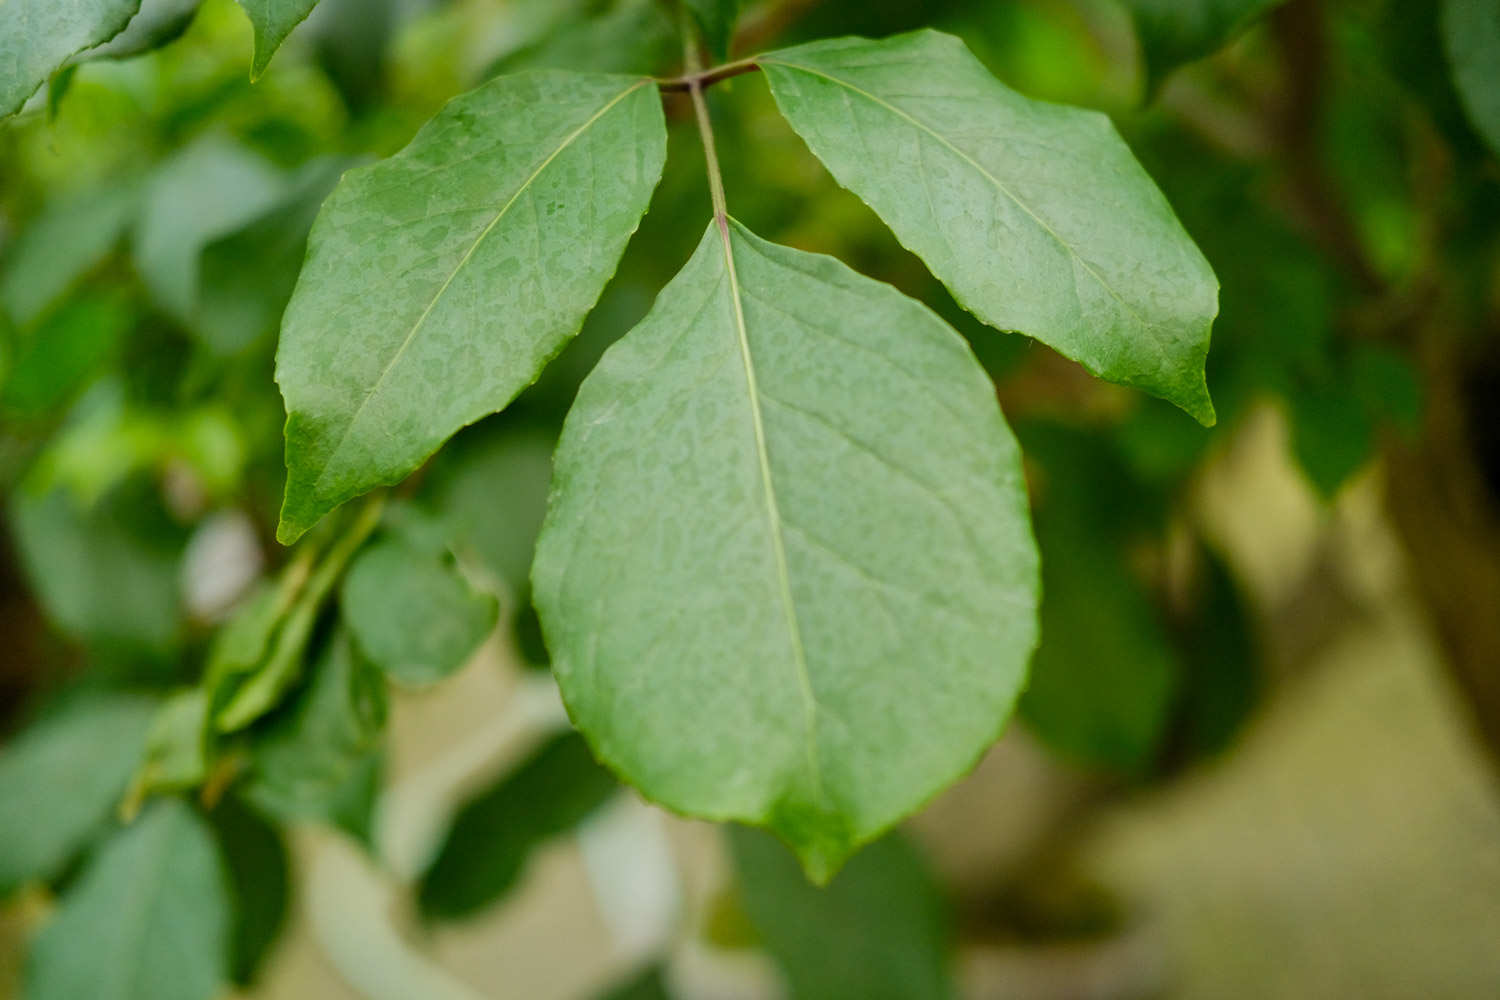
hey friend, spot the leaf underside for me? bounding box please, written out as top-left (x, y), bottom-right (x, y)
top-left (0, 0), bottom-right (143, 117)
top-left (760, 30), bottom-right (1219, 425)
top-left (275, 70), bottom-right (667, 543)
top-left (533, 219), bottom-right (1038, 881)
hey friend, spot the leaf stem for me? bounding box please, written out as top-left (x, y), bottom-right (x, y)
top-left (656, 58), bottom-right (761, 92)
top-left (679, 6), bottom-right (730, 225)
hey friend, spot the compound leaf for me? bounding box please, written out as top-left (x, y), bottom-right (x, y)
top-left (276, 70), bottom-right (667, 543)
top-left (24, 799), bottom-right (231, 1000)
top-left (0, 0), bottom-right (142, 117)
top-left (760, 30), bottom-right (1218, 424)
top-left (533, 220), bottom-right (1038, 882)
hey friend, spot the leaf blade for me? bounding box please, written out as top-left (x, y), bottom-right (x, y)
top-left (759, 30), bottom-right (1218, 424)
top-left (276, 70), bottom-right (667, 543)
top-left (235, 0), bottom-right (320, 79)
top-left (0, 0), bottom-right (142, 117)
top-left (533, 220), bottom-right (1038, 880)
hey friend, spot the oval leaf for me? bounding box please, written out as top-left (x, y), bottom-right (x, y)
top-left (25, 799), bottom-right (231, 1000)
top-left (759, 30), bottom-right (1218, 425)
top-left (341, 539), bottom-right (498, 686)
top-left (533, 219), bottom-right (1039, 881)
top-left (275, 70), bottom-right (667, 543)
top-left (0, 0), bottom-right (142, 117)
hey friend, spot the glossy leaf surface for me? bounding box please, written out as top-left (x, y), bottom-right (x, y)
top-left (760, 30), bottom-right (1218, 424)
top-left (534, 220), bottom-right (1038, 880)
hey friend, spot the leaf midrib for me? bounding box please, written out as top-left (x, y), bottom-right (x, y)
top-left (760, 58), bottom-right (1160, 338)
top-left (717, 221), bottom-right (828, 808)
top-left (310, 78), bottom-right (652, 496)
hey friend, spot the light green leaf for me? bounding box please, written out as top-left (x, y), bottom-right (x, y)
top-left (342, 538), bottom-right (497, 687)
top-left (24, 799), bottom-right (231, 1000)
top-left (0, 0), bottom-right (141, 117)
top-left (1119, 0), bottom-right (1288, 87)
top-left (127, 689), bottom-right (212, 805)
top-left (0, 695), bottom-right (157, 895)
top-left (0, 182), bottom-right (141, 328)
top-left (240, 629), bottom-right (387, 828)
top-left (235, 0), bottom-right (320, 79)
top-left (1443, 0), bottom-right (1500, 156)
top-left (685, 0), bottom-right (740, 59)
top-left (729, 828), bottom-right (953, 1000)
top-left (275, 70), bottom-right (667, 544)
top-left (133, 135), bottom-right (287, 322)
top-left (759, 30), bottom-right (1218, 425)
top-left (533, 220), bottom-right (1038, 881)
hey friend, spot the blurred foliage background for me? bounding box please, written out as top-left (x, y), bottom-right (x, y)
top-left (2, 0), bottom-right (1499, 997)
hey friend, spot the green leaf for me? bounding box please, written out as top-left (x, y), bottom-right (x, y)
top-left (759, 30), bottom-right (1218, 425)
top-left (341, 538), bottom-right (497, 687)
top-left (533, 220), bottom-right (1038, 882)
top-left (685, 0), bottom-right (741, 59)
top-left (24, 799), bottom-right (231, 1000)
top-left (133, 136), bottom-right (287, 322)
top-left (418, 733), bottom-right (617, 921)
top-left (1119, 0), bottom-right (1288, 88)
top-left (275, 70), bottom-right (668, 544)
top-left (1443, 0), bottom-right (1500, 156)
top-left (9, 484), bottom-right (182, 651)
top-left (215, 498), bottom-right (382, 732)
top-left (85, 0), bottom-right (201, 61)
top-left (728, 828), bottom-right (953, 1000)
top-left (240, 629), bottom-right (387, 827)
top-left (0, 0), bottom-right (142, 117)
top-left (206, 795), bottom-right (290, 986)
top-left (192, 157), bottom-right (347, 355)
top-left (235, 0), bottom-right (321, 79)
top-left (0, 182), bottom-right (141, 328)
top-left (0, 293), bottom-right (132, 420)
top-left (0, 695), bottom-right (157, 895)
top-left (127, 688), bottom-right (213, 804)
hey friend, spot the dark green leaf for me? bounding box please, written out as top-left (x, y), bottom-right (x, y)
top-left (419, 732), bottom-right (616, 920)
top-left (240, 629), bottom-right (387, 827)
top-left (533, 220), bottom-right (1038, 881)
top-left (1442, 0), bottom-right (1500, 156)
top-left (0, 294), bottom-right (132, 420)
top-left (206, 795), bottom-right (290, 986)
top-left (0, 0), bottom-right (142, 117)
top-left (24, 799), bottom-right (231, 1000)
top-left (235, 0), bottom-right (321, 79)
top-left (729, 828), bottom-right (953, 1000)
top-left (1120, 0), bottom-right (1288, 88)
top-left (0, 695), bottom-right (157, 894)
top-left (760, 30), bottom-right (1218, 424)
top-left (686, 0), bottom-right (741, 59)
top-left (341, 538), bottom-right (497, 687)
top-left (275, 70), bottom-right (667, 543)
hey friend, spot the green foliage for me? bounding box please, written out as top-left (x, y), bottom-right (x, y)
top-left (275, 71), bottom-right (667, 543)
top-left (341, 538), bottom-right (497, 686)
top-left (535, 221), bottom-right (1038, 880)
top-left (0, 0), bottom-right (141, 116)
top-left (0, 694), bottom-right (157, 894)
top-left (236, 0), bottom-right (321, 79)
top-left (761, 31), bottom-right (1219, 424)
top-left (24, 799), bottom-right (232, 1000)
top-left (729, 828), bottom-right (953, 999)
top-left (685, 0), bottom-right (741, 59)
top-left (1443, 0), bottom-right (1500, 156)
top-left (419, 733), bottom-right (618, 920)
top-left (1120, 0), bottom-right (1288, 88)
